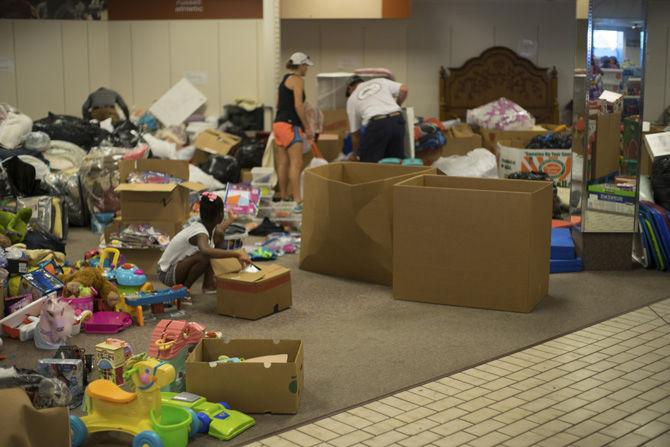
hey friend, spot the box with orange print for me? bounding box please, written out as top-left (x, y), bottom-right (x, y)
top-left (496, 140), bottom-right (572, 188)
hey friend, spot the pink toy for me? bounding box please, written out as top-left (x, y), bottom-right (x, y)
top-left (83, 311), bottom-right (132, 334)
top-left (34, 296), bottom-right (77, 350)
top-left (148, 320), bottom-right (206, 359)
top-left (62, 294), bottom-right (95, 316)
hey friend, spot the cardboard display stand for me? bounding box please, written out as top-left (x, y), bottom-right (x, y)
top-left (300, 163), bottom-right (436, 286)
top-left (186, 338), bottom-right (303, 414)
top-left (393, 175), bottom-right (552, 313)
top-left (211, 258), bottom-right (292, 320)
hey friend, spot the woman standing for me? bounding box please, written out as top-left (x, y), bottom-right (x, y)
top-left (272, 52), bottom-right (314, 213)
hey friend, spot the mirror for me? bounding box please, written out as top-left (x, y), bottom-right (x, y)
top-left (569, 0), bottom-right (648, 269)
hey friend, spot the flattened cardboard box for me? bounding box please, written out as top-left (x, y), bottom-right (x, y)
top-left (186, 338), bottom-right (303, 414)
top-left (192, 129), bottom-right (242, 165)
top-left (393, 175), bottom-right (552, 313)
top-left (211, 258), bottom-right (292, 320)
top-left (300, 163), bottom-right (436, 286)
top-left (116, 159), bottom-right (204, 224)
top-left (479, 125), bottom-right (557, 152)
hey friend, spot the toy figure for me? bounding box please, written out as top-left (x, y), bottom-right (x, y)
top-left (60, 267), bottom-right (120, 311)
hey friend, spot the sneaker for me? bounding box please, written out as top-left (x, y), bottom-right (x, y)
top-left (293, 202), bottom-right (304, 214)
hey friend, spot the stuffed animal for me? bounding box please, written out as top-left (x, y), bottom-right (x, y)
top-left (60, 267), bottom-right (119, 311)
top-left (0, 208), bottom-right (32, 244)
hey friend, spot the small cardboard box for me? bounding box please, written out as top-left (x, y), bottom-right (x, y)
top-left (116, 159), bottom-right (204, 224)
top-left (104, 220), bottom-right (183, 273)
top-left (442, 134), bottom-right (483, 157)
top-left (479, 126), bottom-right (554, 152)
top-left (240, 169), bottom-right (253, 184)
top-left (186, 338), bottom-right (303, 414)
top-left (496, 140), bottom-right (572, 187)
top-left (300, 163), bottom-right (436, 286)
top-left (211, 259), bottom-right (292, 320)
top-left (316, 133), bottom-right (342, 161)
top-left (393, 175), bottom-right (552, 313)
top-left (592, 112), bottom-right (622, 178)
top-left (192, 129), bottom-right (242, 165)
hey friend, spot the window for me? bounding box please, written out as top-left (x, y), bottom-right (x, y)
top-left (593, 29), bottom-right (624, 65)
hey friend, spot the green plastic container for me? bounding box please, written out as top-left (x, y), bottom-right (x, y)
top-left (150, 405), bottom-right (191, 447)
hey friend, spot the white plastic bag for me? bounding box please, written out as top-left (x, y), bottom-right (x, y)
top-left (0, 112), bottom-right (33, 149)
top-left (433, 148), bottom-right (498, 178)
top-left (188, 164), bottom-right (225, 190)
top-left (466, 97), bottom-right (535, 131)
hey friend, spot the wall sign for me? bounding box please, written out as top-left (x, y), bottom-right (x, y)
top-left (108, 0), bottom-right (262, 20)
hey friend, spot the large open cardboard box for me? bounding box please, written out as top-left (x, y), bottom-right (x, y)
top-left (322, 109), bottom-right (349, 138)
top-left (393, 175), bottom-right (552, 312)
top-left (116, 159), bottom-right (204, 224)
top-left (300, 163), bottom-right (436, 285)
top-left (442, 134), bottom-right (483, 157)
top-left (211, 258), bottom-right (292, 320)
top-left (186, 338), bottom-right (303, 414)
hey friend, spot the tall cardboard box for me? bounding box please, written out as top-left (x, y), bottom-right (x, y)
top-left (322, 109), bottom-right (349, 137)
top-left (393, 175), bottom-right (552, 313)
top-left (592, 112), bottom-right (622, 178)
top-left (211, 258), bottom-right (292, 319)
top-left (115, 159), bottom-right (204, 224)
top-left (300, 163), bottom-right (436, 285)
top-left (186, 339), bottom-right (303, 414)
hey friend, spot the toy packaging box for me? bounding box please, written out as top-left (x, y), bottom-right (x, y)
top-left (186, 338), bottom-right (303, 414)
top-left (37, 358), bottom-right (84, 409)
top-left (496, 140), bottom-right (572, 188)
top-left (20, 269), bottom-right (64, 299)
top-left (211, 258), bottom-right (292, 320)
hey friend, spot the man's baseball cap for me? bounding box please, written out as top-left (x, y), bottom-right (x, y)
top-left (288, 52), bottom-right (314, 66)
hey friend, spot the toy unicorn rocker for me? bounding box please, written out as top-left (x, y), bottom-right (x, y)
top-left (34, 296), bottom-right (91, 350)
top-left (69, 356), bottom-right (200, 447)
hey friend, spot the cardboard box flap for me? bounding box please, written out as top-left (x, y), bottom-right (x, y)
top-left (211, 258), bottom-right (244, 275)
top-left (115, 183), bottom-right (178, 193)
top-left (398, 175), bottom-right (552, 195)
top-left (309, 162), bottom-right (431, 186)
top-left (212, 259), bottom-right (290, 284)
top-left (181, 181), bottom-right (206, 192)
top-left (194, 129), bottom-right (241, 156)
top-left (119, 159), bottom-right (190, 182)
top-left (190, 338), bottom-right (302, 363)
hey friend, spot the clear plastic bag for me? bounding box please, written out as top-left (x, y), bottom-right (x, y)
top-left (42, 168), bottom-right (88, 226)
top-left (433, 148), bottom-right (498, 178)
top-left (79, 147), bottom-right (129, 215)
top-left (23, 131), bottom-right (51, 151)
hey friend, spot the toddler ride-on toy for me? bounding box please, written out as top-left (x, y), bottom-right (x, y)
top-left (69, 357), bottom-right (200, 447)
top-left (161, 391), bottom-right (255, 441)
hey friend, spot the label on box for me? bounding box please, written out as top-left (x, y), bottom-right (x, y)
top-left (587, 193), bottom-right (635, 215)
top-left (498, 145), bottom-right (572, 187)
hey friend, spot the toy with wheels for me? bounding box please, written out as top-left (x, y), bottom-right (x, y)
top-left (161, 391), bottom-right (255, 441)
top-left (114, 262), bottom-right (154, 326)
top-left (69, 356), bottom-right (198, 447)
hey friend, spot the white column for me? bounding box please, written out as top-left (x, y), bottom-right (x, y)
top-left (261, 0), bottom-right (281, 130)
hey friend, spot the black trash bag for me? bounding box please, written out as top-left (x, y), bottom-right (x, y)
top-left (24, 227), bottom-right (66, 253)
top-left (234, 141), bottom-right (265, 169)
top-left (1, 156), bottom-right (39, 196)
top-left (0, 147), bottom-right (49, 163)
top-left (199, 155), bottom-right (241, 184)
top-left (221, 105), bottom-right (264, 131)
top-left (651, 155), bottom-right (670, 211)
top-left (507, 171), bottom-right (566, 218)
top-left (33, 113), bottom-right (111, 151)
top-left (109, 120), bottom-right (141, 148)
top-left (525, 132), bottom-right (572, 149)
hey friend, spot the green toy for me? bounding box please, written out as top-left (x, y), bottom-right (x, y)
top-left (0, 208), bottom-right (32, 244)
top-left (161, 392), bottom-right (255, 441)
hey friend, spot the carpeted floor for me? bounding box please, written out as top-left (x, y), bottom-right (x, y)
top-left (3, 228), bottom-right (670, 446)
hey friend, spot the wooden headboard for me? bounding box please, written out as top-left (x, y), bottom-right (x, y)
top-left (439, 46), bottom-right (559, 124)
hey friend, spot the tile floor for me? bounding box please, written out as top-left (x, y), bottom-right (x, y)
top-left (248, 299), bottom-right (670, 447)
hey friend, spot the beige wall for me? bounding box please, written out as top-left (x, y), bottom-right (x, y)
top-left (282, 0), bottom-right (577, 120)
top-left (0, 19), bottom-right (264, 119)
top-left (644, 0), bottom-right (670, 124)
